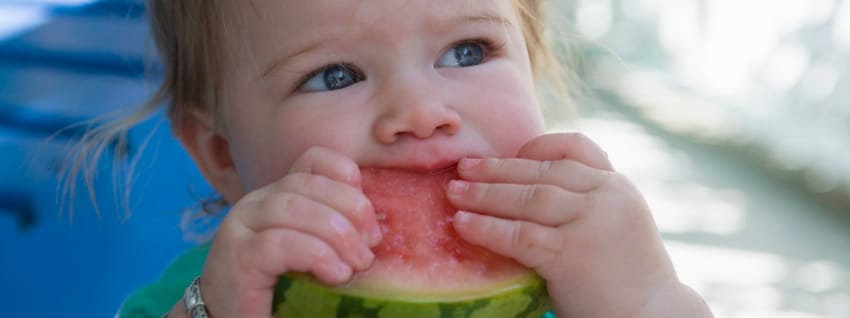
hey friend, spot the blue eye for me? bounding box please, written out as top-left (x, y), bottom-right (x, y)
top-left (299, 64), bottom-right (362, 92)
top-left (436, 42), bottom-right (486, 67)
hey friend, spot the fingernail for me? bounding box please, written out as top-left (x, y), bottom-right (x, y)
top-left (368, 227), bottom-right (383, 247)
top-left (349, 172), bottom-right (362, 188)
top-left (335, 262), bottom-right (352, 280)
top-left (448, 180), bottom-right (469, 195)
top-left (454, 211), bottom-right (472, 224)
top-left (458, 158), bottom-right (481, 172)
top-left (361, 232), bottom-right (373, 247)
top-left (358, 246), bottom-right (375, 268)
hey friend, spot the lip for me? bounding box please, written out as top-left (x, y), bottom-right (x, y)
top-left (377, 157), bottom-right (462, 173)
top-left (365, 149), bottom-right (485, 173)
top-left (359, 136), bottom-right (492, 172)
top-left (416, 158), bottom-right (462, 173)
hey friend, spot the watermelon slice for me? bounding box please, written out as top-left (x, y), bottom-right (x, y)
top-left (273, 168), bottom-right (550, 317)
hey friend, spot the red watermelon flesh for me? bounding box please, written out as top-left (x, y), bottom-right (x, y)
top-left (348, 167), bottom-right (532, 300)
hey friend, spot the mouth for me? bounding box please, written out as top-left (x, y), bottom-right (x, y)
top-left (361, 141), bottom-right (490, 173)
top-left (429, 163), bottom-right (458, 175)
top-left (364, 154), bottom-right (479, 174)
top-left (388, 158), bottom-right (461, 173)
top-left (419, 161), bottom-right (462, 176)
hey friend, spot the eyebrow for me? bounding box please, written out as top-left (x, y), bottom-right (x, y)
top-left (463, 13), bottom-right (513, 28)
top-left (257, 13), bottom-right (513, 80)
top-left (258, 41), bottom-right (324, 80)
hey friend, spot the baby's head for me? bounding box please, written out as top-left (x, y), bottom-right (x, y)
top-left (148, 0), bottom-right (559, 203)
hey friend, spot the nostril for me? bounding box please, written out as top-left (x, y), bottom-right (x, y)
top-left (438, 122), bottom-right (460, 135)
top-left (372, 103), bottom-right (462, 143)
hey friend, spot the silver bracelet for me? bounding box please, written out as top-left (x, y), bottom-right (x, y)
top-left (184, 277), bottom-right (211, 318)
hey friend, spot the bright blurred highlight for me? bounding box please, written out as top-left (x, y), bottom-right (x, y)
top-left (551, 1), bottom-right (850, 316)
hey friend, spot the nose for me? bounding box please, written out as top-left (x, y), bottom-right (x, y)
top-left (372, 74), bottom-right (462, 144)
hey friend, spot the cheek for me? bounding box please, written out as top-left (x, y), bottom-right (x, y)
top-left (486, 102), bottom-right (545, 157)
top-left (228, 104), bottom-right (369, 190)
top-left (223, 105), bottom-right (305, 190)
top-left (226, 129), bottom-right (293, 190)
top-left (463, 67), bottom-right (545, 157)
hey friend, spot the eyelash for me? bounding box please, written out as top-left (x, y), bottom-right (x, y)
top-left (450, 37), bottom-right (504, 61)
top-left (295, 62), bottom-right (363, 91)
top-left (292, 37), bottom-right (505, 92)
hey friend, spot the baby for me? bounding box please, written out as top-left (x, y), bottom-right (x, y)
top-left (112, 0), bottom-right (715, 317)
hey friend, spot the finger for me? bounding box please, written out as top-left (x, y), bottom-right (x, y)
top-left (452, 211), bottom-right (563, 270)
top-left (270, 173), bottom-right (382, 246)
top-left (458, 157), bottom-right (611, 193)
top-left (245, 228), bottom-right (353, 285)
top-left (240, 193), bottom-right (375, 271)
top-left (288, 146), bottom-right (362, 187)
top-left (447, 180), bottom-right (587, 226)
top-left (518, 132), bottom-right (613, 171)
top-left (210, 228), bottom-right (351, 318)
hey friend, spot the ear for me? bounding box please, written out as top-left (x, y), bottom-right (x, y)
top-left (175, 109), bottom-right (244, 204)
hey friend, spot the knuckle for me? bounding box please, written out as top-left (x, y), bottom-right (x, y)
top-left (476, 182), bottom-right (491, 202)
top-left (299, 173), bottom-right (326, 192)
top-left (510, 221), bottom-right (526, 251)
top-left (276, 230), bottom-right (327, 259)
top-left (254, 230), bottom-right (281, 253)
top-left (510, 223), bottom-right (551, 266)
top-left (328, 213), bottom-right (356, 238)
top-left (309, 240), bottom-right (335, 261)
top-left (492, 158), bottom-right (508, 174)
top-left (510, 222), bottom-right (532, 250)
top-left (240, 230), bottom-right (281, 269)
top-left (536, 160), bottom-right (552, 179)
top-left (272, 230), bottom-right (335, 272)
top-left (519, 184), bottom-right (536, 211)
top-left (519, 184), bottom-right (555, 212)
top-left (263, 192), bottom-right (304, 213)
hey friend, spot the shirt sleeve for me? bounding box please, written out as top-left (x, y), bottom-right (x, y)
top-left (117, 244), bottom-right (211, 318)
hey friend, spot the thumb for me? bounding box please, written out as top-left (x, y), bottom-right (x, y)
top-left (517, 133), bottom-right (614, 171)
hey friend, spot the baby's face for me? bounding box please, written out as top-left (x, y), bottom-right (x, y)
top-left (219, 0), bottom-right (546, 192)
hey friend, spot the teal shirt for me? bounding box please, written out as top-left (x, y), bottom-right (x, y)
top-left (119, 244), bottom-right (209, 317)
top-left (118, 244), bottom-right (556, 317)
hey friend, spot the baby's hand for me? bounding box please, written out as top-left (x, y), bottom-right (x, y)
top-left (447, 133), bottom-right (712, 317)
top-left (197, 147), bottom-right (382, 318)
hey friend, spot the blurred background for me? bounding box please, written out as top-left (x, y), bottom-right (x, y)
top-left (1, 0), bottom-right (848, 317)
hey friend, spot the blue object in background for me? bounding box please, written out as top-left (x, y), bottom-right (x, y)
top-left (0, 1), bottom-right (210, 317)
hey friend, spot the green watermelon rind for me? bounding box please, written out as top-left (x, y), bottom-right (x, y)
top-left (273, 273), bottom-right (550, 318)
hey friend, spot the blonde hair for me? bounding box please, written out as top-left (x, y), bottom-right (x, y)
top-left (64, 0), bottom-right (570, 219)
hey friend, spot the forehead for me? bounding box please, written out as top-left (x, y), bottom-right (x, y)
top-left (228, 0), bottom-right (520, 50)
top-left (241, 0), bottom-right (517, 27)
